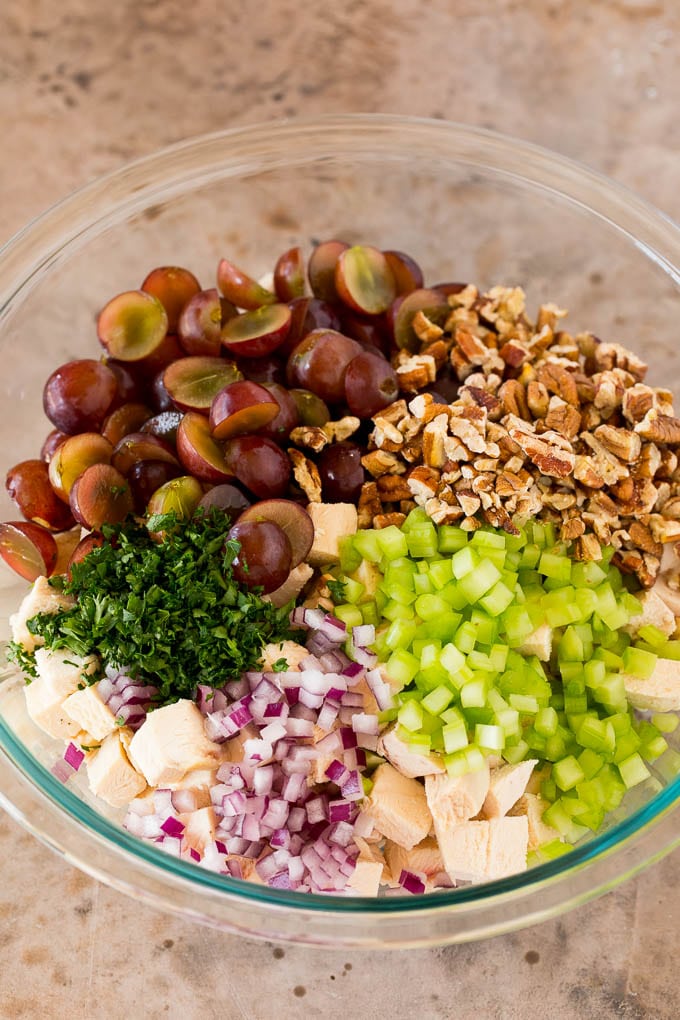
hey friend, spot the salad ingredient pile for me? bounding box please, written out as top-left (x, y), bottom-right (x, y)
top-left (3, 240), bottom-right (680, 897)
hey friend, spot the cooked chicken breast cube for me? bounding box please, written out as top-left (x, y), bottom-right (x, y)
top-left (624, 589), bottom-right (675, 640)
top-left (383, 836), bottom-right (444, 888)
top-left (425, 761), bottom-right (490, 829)
top-left (264, 562), bottom-right (314, 608)
top-left (510, 793), bottom-right (563, 851)
top-left (306, 502), bottom-right (358, 566)
top-left (62, 683), bottom-right (117, 741)
top-left (482, 759), bottom-right (538, 819)
top-left (366, 763), bottom-right (432, 850)
top-left (378, 724), bottom-right (445, 779)
top-left (487, 815), bottom-right (529, 877)
top-left (622, 657), bottom-right (680, 712)
top-left (518, 623), bottom-right (553, 662)
top-left (346, 859), bottom-right (383, 897)
top-left (24, 648), bottom-right (98, 739)
top-left (86, 731), bottom-right (147, 808)
top-left (178, 806), bottom-right (218, 854)
top-left (437, 816), bottom-right (529, 882)
top-left (128, 700), bottom-right (222, 786)
top-left (9, 576), bottom-right (75, 653)
top-left (260, 640), bottom-right (309, 672)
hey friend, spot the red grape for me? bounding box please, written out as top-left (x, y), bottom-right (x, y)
top-left (43, 359), bottom-right (118, 434)
top-left (227, 519), bottom-right (292, 593)
top-left (344, 351), bottom-right (399, 417)
top-left (318, 442), bottom-right (365, 502)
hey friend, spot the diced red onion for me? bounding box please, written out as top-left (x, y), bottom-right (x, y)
top-left (160, 815), bottom-right (185, 838)
top-left (157, 835), bottom-right (182, 857)
top-left (315, 702), bottom-right (339, 732)
top-left (352, 624), bottom-right (375, 647)
top-left (287, 805), bottom-right (307, 831)
top-left (399, 869), bottom-right (427, 895)
top-left (253, 765), bottom-right (274, 797)
top-left (319, 650), bottom-right (351, 673)
top-left (351, 712), bottom-right (380, 735)
top-left (327, 821), bottom-right (355, 847)
top-left (306, 795), bottom-right (328, 825)
top-left (343, 660), bottom-right (365, 681)
top-left (63, 742), bottom-right (85, 771)
top-left (270, 827), bottom-right (291, 850)
top-left (328, 800), bottom-right (356, 823)
top-left (189, 847), bottom-right (201, 862)
top-left (170, 788), bottom-right (199, 813)
top-left (324, 759), bottom-right (349, 785)
top-left (353, 811), bottom-right (375, 839)
top-left (285, 717), bottom-right (315, 738)
top-left (50, 759), bottom-right (74, 783)
top-left (340, 728), bottom-right (358, 749)
top-left (340, 770), bottom-right (363, 801)
top-left (365, 668), bottom-right (395, 711)
top-left (350, 645), bottom-right (377, 669)
top-left (281, 773), bottom-right (308, 803)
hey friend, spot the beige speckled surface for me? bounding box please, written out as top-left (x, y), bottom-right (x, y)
top-left (1, 2), bottom-right (680, 1017)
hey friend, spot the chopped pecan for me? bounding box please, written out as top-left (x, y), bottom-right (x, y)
top-left (526, 380), bottom-right (550, 419)
top-left (580, 433), bottom-right (629, 485)
top-left (483, 504), bottom-right (520, 534)
top-left (621, 384), bottom-right (655, 424)
top-left (455, 489), bottom-right (482, 516)
top-left (647, 513), bottom-right (680, 543)
top-left (460, 385), bottom-right (502, 419)
top-left (593, 342), bottom-right (647, 382)
top-left (660, 496), bottom-right (680, 521)
top-left (412, 309), bottom-right (444, 343)
top-left (544, 398), bottom-right (582, 439)
top-left (560, 517), bottom-right (585, 541)
top-left (372, 416), bottom-right (405, 450)
top-left (498, 379), bottom-right (529, 419)
top-left (536, 303), bottom-right (568, 332)
top-left (288, 449), bottom-right (322, 502)
top-left (323, 416), bottom-right (361, 443)
top-left (374, 400), bottom-right (408, 425)
top-left (421, 338), bottom-right (448, 371)
top-left (376, 475), bottom-right (413, 503)
top-left (499, 339), bottom-right (530, 368)
top-left (407, 465), bottom-right (441, 502)
top-left (357, 481), bottom-right (382, 528)
top-left (573, 533), bottom-right (603, 561)
top-left (422, 413), bottom-right (449, 468)
top-left (361, 449), bottom-right (406, 478)
top-left (373, 512), bottom-right (407, 530)
top-left (593, 372), bottom-right (625, 417)
top-left (395, 354), bottom-right (437, 393)
top-left (657, 448), bottom-right (678, 480)
top-left (536, 362), bottom-right (579, 406)
top-left (505, 417), bottom-right (575, 479)
top-left (573, 455), bottom-right (605, 489)
top-left (593, 423), bottom-right (641, 463)
top-left (449, 413), bottom-right (487, 454)
top-left (627, 521), bottom-right (663, 558)
top-left (289, 425), bottom-right (329, 453)
top-left (634, 408), bottom-right (680, 445)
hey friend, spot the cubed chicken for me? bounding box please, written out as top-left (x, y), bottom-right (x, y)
top-left (482, 759), bottom-right (538, 819)
top-left (264, 562), bottom-right (314, 609)
top-left (306, 502), bottom-right (358, 566)
top-left (345, 859), bottom-right (383, 897)
top-left (128, 700), bottom-right (222, 785)
top-left (9, 576), bottom-right (75, 653)
top-left (437, 815), bottom-right (528, 882)
top-left (167, 767), bottom-right (218, 809)
top-left (425, 761), bottom-right (490, 830)
top-left (260, 640), bottom-right (309, 672)
top-left (518, 623), bottom-right (553, 662)
top-left (366, 763), bottom-right (432, 850)
top-left (622, 657), bottom-right (680, 712)
top-left (24, 648), bottom-right (98, 739)
top-left (177, 806), bottom-right (218, 854)
top-left (510, 793), bottom-right (563, 851)
top-left (383, 836), bottom-right (445, 888)
top-left (378, 724), bottom-right (445, 779)
top-left (86, 731), bottom-right (147, 808)
top-left (62, 683), bottom-right (117, 741)
top-left (624, 589), bottom-right (675, 640)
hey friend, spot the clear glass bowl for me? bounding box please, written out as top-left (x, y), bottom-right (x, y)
top-left (1, 114), bottom-right (680, 948)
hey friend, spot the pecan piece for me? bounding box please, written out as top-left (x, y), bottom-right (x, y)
top-left (323, 416), bottom-right (361, 443)
top-left (377, 475), bottom-right (413, 503)
top-left (536, 362), bottom-right (579, 406)
top-left (498, 379), bottom-right (529, 419)
top-left (526, 380), bottom-right (550, 419)
top-left (412, 309), bottom-right (444, 343)
top-left (289, 425), bottom-right (329, 453)
top-left (544, 398), bottom-right (582, 439)
top-left (361, 449), bottom-right (406, 478)
top-left (634, 408), bottom-right (680, 445)
top-left (505, 417), bottom-right (575, 479)
top-left (573, 533), bottom-right (603, 561)
top-left (374, 512), bottom-right (407, 530)
top-left (395, 354), bottom-right (436, 393)
top-left (288, 449), bottom-right (322, 503)
top-left (593, 424), bottom-right (641, 463)
top-left (407, 465), bottom-right (441, 502)
top-left (627, 521), bottom-right (663, 558)
top-left (357, 481), bottom-right (382, 528)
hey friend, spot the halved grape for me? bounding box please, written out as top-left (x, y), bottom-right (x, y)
top-left (53, 527), bottom-right (85, 575)
top-left (289, 388), bottom-right (331, 427)
top-left (97, 290), bottom-right (168, 361)
top-left (141, 266), bottom-right (201, 332)
top-left (0, 521), bottom-right (58, 580)
top-left (198, 484), bottom-right (251, 517)
top-left (217, 257), bottom-right (276, 310)
top-left (163, 356), bottom-right (242, 413)
top-left (150, 369), bottom-right (175, 413)
top-left (258, 383), bottom-right (299, 444)
top-left (383, 250), bottom-right (424, 295)
top-left (69, 464), bottom-right (134, 530)
top-left (227, 519), bottom-right (292, 594)
top-left (136, 332), bottom-right (185, 378)
top-left (140, 411), bottom-right (184, 446)
top-left (283, 296), bottom-right (342, 358)
top-left (335, 245), bottom-right (396, 315)
top-left (223, 435), bottom-right (291, 498)
top-left (220, 304), bottom-right (292, 359)
top-left (318, 441), bottom-right (365, 502)
top-left (236, 499), bottom-right (313, 568)
top-left (274, 246), bottom-right (306, 301)
top-left (68, 532), bottom-right (106, 575)
top-left (41, 430), bottom-right (69, 464)
top-left (339, 308), bottom-right (390, 357)
top-left (48, 433), bottom-right (114, 503)
top-left (101, 403), bottom-right (154, 446)
top-left (233, 354), bottom-right (286, 386)
top-left (176, 412), bottom-right (235, 483)
top-left (178, 288), bottom-right (236, 357)
top-left (43, 359), bottom-right (119, 434)
top-left (308, 241), bottom-right (348, 302)
top-left (106, 360), bottom-right (145, 405)
top-left (209, 381), bottom-right (279, 440)
top-left (6, 459), bottom-right (75, 531)
top-left (388, 287), bottom-right (449, 351)
top-left (111, 433), bottom-right (179, 476)
top-left (286, 329), bottom-right (362, 404)
top-left (146, 475), bottom-right (204, 521)
top-left (344, 351), bottom-right (399, 417)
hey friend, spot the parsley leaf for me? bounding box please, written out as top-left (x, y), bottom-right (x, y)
top-left (327, 578), bottom-right (347, 603)
top-left (22, 509), bottom-right (293, 704)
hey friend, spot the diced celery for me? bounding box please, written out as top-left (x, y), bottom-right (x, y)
top-left (415, 593), bottom-right (450, 620)
top-left (421, 684), bottom-right (454, 716)
top-left (584, 659), bottom-right (606, 688)
top-left (397, 699), bottom-right (424, 732)
top-left (428, 559), bottom-right (454, 590)
top-left (495, 707), bottom-right (521, 737)
top-left (471, 529), bottom-right (507, 550)
top-left (442, 720), bottom-right (469, 753)
top-left (488, 644), bottom-right (509, 672)
top-left (376, 525), bottom-right (409, 560)
top-left (577, 747), bottom-right (604, 780)
top-left (652, 713), bottom-right (680, 734)
top-left (502, 605), bottom-right (535, 646)
top-left (360, 601), bottom-right (381, 627)
top-left (637, 721), bottom-right (669, 761)
top-left (454, 621), bottom-right (477, 654)
top-left (384, 648), bottom-right (420, 688)
top-left (333, 603), bottom-right (364, 628)
top-left (438, 525), bottom-right (468, 554)
top-left (622, 646), bottom-right (657, 680)
top-left (339, 536), bottom-right (362, 573)
top-left (617, 752), bottom-right (650, 789)
top-left (458, 559), bottom-right (502, 604)
top-left (539, 551), bottom-right (572, 583)
top-left (460, 679), bottom-right (487, 709)
top-left (418, 641), bottom-right (441, 668)
top-left (352, 529), bottom-right (382, 563)
top-left (416, 663), bottom-right (450, 691)
top-left (519, 543), bottom-right (541, 569)
top-left (612, 728), bottom-right (641, 764)
top-left (451, 545), bottom-right (479, 580)
top-left (593, 674), bottom-right (627, 712)
top-left (535, 706), bottom-right (559, 737)
top-left (406, 523), bottom-right (439, 559)
top-left (413, 572), bottom-right (434, 595)
top-left (341, 577), bottom-right (365, 604)
top-left (381, 600), bottom-right (416, 622)
top-left (576, 716), bottom-right (615, 754)
top-left (420, 614), bottom-right (462, 642)
top-left (503, 739), bottom-right (530, 764)
top-left (475, 723), bottom-right (505, 751)
top-left (508, 693), bottom-right (540, 714)
top-left (466, 649), bottom-right (494, 673)
top-left (408, 732), bottom-right (432, 755)
top-left (480, 580), bottom-right (515, 617)
top-left (401, 507), bottom-right (430, 532)
top-left (559, 626), bottom-right (585, 662)
top-left (440, 582), bottom-right (468, 610)
top-left (440, 642), bottom-right (466, 675)
top-left (542, 799), bottom-right (589, 842)
top-left (637, 624), bottom-right (668, 650)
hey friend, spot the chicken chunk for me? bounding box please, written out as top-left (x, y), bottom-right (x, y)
top-left (128, 700), bottom-right (222, 786)
top-left (437, 815), bottom-right (529, 882)
top-left (378, 724), bottom-right (445, 779)
top-left (482, 759), bottom-right (538, 819)
top-left (509, 793), bottom-right (563, 851)
top-left (518, 623), bottom-right (553, 662)
top-left (425, 761), bottom-right (490, 831)
top-left (306, 502), bottom-right (358, 566)
top-left (178, 806), bottom-right (218, 854)
top-left (345, 859), bottom-right (383, 897)
top-left (383, 836), bottom-right (445, 888)
top-left (366, 763), bottom-right (432, 850)
top-left (24, 648), bottom-right (98, 739)
top-left (86, 731), bottom-right (147, 808)
top-left (622, 657), bottom-right (680, 712)
top-left (260, 640), bottom-right (309, 672)
top-left (264, 562), bottom-right (314, 608)
top-left (9, 576), bottom-right (75, 653)
top-left (62, 683), bottom-right (117, 742)
top-left (624, 589), bottom-right (675, 640)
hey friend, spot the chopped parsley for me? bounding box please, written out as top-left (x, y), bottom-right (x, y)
top-left (327, 578), bottom-right (347, 603)
top-left (10, 509), bottom-right (293, 704)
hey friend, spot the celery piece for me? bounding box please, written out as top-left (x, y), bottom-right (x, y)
top-left (593, 674), bottom-right (628, 712)
top-left (339, 536), bottom-right (362, 573)
top-left (417, 641), bottom-right (441, 667)
top-left (342, 577), bottom-right (366, 605)
top-left (480, 580), bottom-right (515, 617)
top-left (376, 525), bottom-right (409, 560)
top-left (352, 529), bottom-right (383, 563)
top-left (415, 593), bottom-right (450, 621)
top-left (488, 644), bottom-right (509, 672)
top-left (385, 618), bottom-right (419, 651)
top-left (495, 707), bottom-right (521, 737)
top-left (540, 777), bottom-right (558, 803)
top-left (333, 603), bottom-right (364, 629)
top-left (413, 572), bottom-right (434, 596)
top-left (655, 748), bottom-right (680, 783)
top-left (637, 721), bottom-right (669, 762)
top-left (458, 559), bottom-right (502, 604)
top-left (401, 507), bottom-right (430, 532)
top-left (440, 641), bottom-right (466, 676)
top-left (539, 551), bottom-right (572, 583)
top-left (416, 663), bottom-right (451, 691)
top-left (439, 582), bottom-right (468, 610)
top-left (593, 647), bottom-right (623, 671)
top-left (546, 602), bottom-right (582, 629)
top-left (460, 679), bottom-right (487, 709)
top-left (563, 691), bottom-right (588, 716)
top-left (361, 775), bottom-right (374, 797)
top-left (571, 560), bottom-right (607, 587)
top-left (584, 659), bottom-right (606, 688)
top-left (617, 752), bottom-right (650, 789)
top-left (421, 684), bottom-right (454, 716)
top-left (502, 605), bottom-right (535, 646)
top-left (519, 543), bottom-right (541, 569)
top-left (612, 729), bottom-right (642, 764)
top-left (559, 626), bottom-right (585, 662)
top-left (577, 747), bottom-right (604, 780)
top-left (573, 588), bottom-right (598, 622)
top-left (454, 621), bottom-right (477, 654)
top-left (471, 528), bottom-right (507, 551)
top-left (406, 523), bottom-right (439, 559)
top-left (504, 531), bottom-right (527, 553)
top-left (398, 699), bottom-right (424, 732)
top-left (408, 732), bottom-right (432, 755)
top-left (438, 525), bottom-right (468, 554)
top-left (652, 713), bottom-right (680, 734)
top-left (428, 558), bottom-right (454, 590)
top-left (382, 581), bottom-right (417, 607)
top-left (466, 649), bottom-right (494, 673)
top-left (385, 648), bottom-right (420, 688)
top-left (420, 614), bottom-right (462, 642)
top-left (442, 720), bottom-right (469, 754)
top-left (553, 755), bottom-right (586, 791)
top-left (659, 640), bottom-right (680, 661)
top-left (468, 610), bottom-right (498, 645)
top-left (503, 739), bottom-right (530, 764)
top-left (599, 605), bottom-right (631, 632)
top-left (475, 723), bottom-right (505, 751)
top-left (382, 600), bottom-right (416, 622)
top-left (576, 716), bottom-right (615, 754)
top-left (451, 545), bottom-right (479, 580)
top-left (542, 799), bottom-right (589, 842)
top-left (622, 646), bottom-right (657, 680)
top-left (360, 601), bottom-right (380, 627)
top-left (508, 693), bottom-right (540, 714)
top-left (535, 706), bottom-right (559, 738)
top-left (636, 624), bottom-right (668, 650)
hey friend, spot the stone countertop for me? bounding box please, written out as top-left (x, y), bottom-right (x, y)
top-left (1, 2), bottom-right (679, 1017)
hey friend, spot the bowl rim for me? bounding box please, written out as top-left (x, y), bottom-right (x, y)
top-left (1, 113), bottom-right (680, 938)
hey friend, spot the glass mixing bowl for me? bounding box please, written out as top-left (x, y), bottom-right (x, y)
top-left (1, 114), bottom-right (679, 948)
